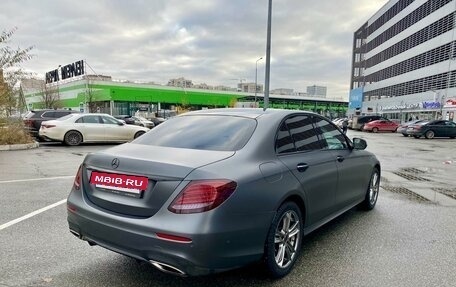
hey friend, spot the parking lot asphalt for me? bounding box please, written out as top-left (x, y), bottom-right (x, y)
top-left (1, 133), bottom-right (455, 287)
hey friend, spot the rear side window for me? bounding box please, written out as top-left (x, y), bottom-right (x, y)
top-left (276, 115), bottom-right (321, 154)
top-left (80, 115), bottom-right (101, 123)
top-left (134, 115), bottom-right (256, 151)
top-left (276, 122), bottom-right (295, 154)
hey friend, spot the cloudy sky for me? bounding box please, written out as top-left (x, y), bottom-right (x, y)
top-left (0, 0), bottom-right (387, 99)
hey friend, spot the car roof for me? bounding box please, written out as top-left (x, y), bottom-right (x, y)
top-left (182, 108), bottom-right (317, 119)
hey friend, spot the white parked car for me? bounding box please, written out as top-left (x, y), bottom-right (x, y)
top-left (39, 113), bottom-right (149, 146)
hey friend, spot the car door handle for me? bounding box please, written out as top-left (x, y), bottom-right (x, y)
top-left (296, 163), bottom-right (309, 172)
top-left (336, 156), bottom-right (345, 162)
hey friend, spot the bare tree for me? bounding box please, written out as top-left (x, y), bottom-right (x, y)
top-left (39, 83), bottom-right (61, 109)
top-left (86, 78), bottom-right (99, 112)
top-left (0, 28), bottom-right (34, 116)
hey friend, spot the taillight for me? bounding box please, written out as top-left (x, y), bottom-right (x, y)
top-left (24, 120), bottom-right (33, 127)
top-left (168, 180), bottom-right (237, 214)
top-left (73, 165), bottom-right (82, 190)
top-left (42, 124), bottom-right (56, 128)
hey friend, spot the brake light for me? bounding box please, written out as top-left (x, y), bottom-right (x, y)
top-left (42, 124), bottom-right (56, 128)
top-left (168, 180), bottom-right (237, 214)
top-left (24, 119), bottom-right (33, 127)
top-left (73, 165), bottom-right (82, 190)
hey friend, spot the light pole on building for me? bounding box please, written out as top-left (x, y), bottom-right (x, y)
top-left (254, 57), bottom-right (263, 106)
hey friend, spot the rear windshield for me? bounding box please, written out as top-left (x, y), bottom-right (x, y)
top-left (56, 114), bottom-right (77, 121)
top-left (133, 115), bottom-right (257, 151)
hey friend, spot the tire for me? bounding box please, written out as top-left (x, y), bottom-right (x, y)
top-left (372, 127), bottom-right (379, 133)
top-left (134, 131), bottom-right (145, 139)
top-left (359, 124), bottom-right (364, 131)
top-left (360, 168), bottom-right (380, 210)
top-left (392, 128), bottom-right (397, 133)
top-left (402, 133), bottom-right (408, 137)
top-left (264, 201), bottom-right (303, 278)
top-left (64, 131), bottom-right (83, 146)
top-left (139, 124), bottom-right (144, 127)
top-left (425, 130), bottom-right (435, 139)
top-left (413, 135), bottom-right (420, 139)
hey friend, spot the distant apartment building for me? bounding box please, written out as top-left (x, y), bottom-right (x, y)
top-left (167, 77), bottom-right (193, 88)
top-left (237, 82), bottom-right (264, 93)
top-left (306, 85), bottom-right (327, 97)
top-left (294, 92), bottom-right (309, 97)
top-left (350, 0), bottom-right (456, 122)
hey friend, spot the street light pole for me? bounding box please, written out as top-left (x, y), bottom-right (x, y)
top-left (254, 57), bottom-right (263, 107)
top-left (263, 0), bottom-right (272, 111)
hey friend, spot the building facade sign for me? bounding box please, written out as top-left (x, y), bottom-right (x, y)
top-left (45, 60), bottom-right (85, 84)
top-left (380, 101), bottom-right (443, 111)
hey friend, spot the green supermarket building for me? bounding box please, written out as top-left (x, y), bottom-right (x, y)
top-left (22, 71), bottom-right (348, 118)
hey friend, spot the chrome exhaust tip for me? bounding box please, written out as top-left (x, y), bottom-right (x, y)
top-left (150, 260), bottom-right (186, 276)
top-left (69, 228), bottom-right (81, 239)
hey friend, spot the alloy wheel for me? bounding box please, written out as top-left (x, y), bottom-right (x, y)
top-left (274, 210), bottom-right (300, 268)
top-left (369, 171), bottom-right (380, 205)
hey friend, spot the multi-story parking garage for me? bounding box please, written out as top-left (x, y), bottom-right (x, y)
top-left (350, 0), bottom-right (456, 122)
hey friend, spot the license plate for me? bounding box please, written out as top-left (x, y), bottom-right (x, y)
top-left (90, 171), bottom-right (148, 195)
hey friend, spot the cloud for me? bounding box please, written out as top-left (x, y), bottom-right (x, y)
top-left (0, 0), bottom-right (387, 99)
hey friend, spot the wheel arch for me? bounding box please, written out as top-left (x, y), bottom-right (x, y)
top-left (278, 194), bottom-right (306, 226)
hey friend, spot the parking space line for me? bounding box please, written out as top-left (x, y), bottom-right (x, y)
top-left (0, 199), bottom-right (67, 231)
top-left (0, 176), bottom-right (74, 184)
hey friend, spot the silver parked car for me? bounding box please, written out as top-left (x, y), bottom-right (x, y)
top-left (39, 113), bottom-right (149, 146)
top-left (67, 108), bottom-right (381, 278)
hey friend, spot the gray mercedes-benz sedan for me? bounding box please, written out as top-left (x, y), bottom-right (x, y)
top-left (67, 108), bottom-right (381, 278)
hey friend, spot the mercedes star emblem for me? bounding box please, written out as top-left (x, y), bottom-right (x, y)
top-left (111, 158), bottom-right (120, 169)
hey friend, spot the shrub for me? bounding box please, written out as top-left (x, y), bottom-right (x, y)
top-left (0, 118), bottom-right (34, 145)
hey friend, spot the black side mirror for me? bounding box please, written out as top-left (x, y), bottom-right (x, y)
top-left (353, 138), bottom-right (367, 150)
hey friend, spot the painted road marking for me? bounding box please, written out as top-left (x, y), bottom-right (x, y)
top-left (0, 176), bottom-right (74, 184)
top-left (0, 199), bottom-right (67, 231)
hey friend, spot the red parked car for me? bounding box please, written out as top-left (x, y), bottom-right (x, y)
top-left (363, 120), bottom-right (399, 133)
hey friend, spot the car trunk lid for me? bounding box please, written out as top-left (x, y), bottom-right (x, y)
top-left (82, 143), bottom-right (235, 217)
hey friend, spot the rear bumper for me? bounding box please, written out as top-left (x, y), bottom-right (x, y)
top-left (67, 188), bottom-right (273, 276)
top-left (405, 130), bottom-right (421, 136)
top-left (39, 129), bottom-right (64, 142)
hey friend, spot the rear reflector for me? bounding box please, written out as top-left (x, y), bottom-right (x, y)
top-left (42, 124), bottom-right (56, 128)
top-left (67, 203), bottom-right (77, 213)
top-left (156, 232), bottom-right (192, 243)
top-left (168, 179), bottom-right (237, 214)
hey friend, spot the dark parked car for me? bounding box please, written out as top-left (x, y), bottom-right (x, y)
top-left (397, 120), bottom-right (424, 136)
top-left (406, 120), bottom-right (456, 139)
top-left (67, 108), bottom-right (381, 278)
top-left (352, 115), bottom-right (386, 131)
top-left (23, 109), bottom-right (78, 139)
top-left (114, 115), bottom-right (136, 125)
top-left (149, 117), bottom-right (166, 126)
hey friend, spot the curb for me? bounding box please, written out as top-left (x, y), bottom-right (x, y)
top-left (0, 142), bottom-right (40, 151)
